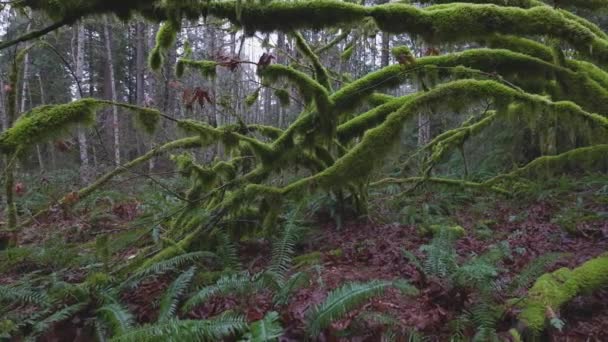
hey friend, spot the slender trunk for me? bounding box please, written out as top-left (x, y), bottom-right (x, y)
top-left (75, 22), bottom-right (91, 183)
top-left (104, 16), bottom-right (121, 166)
top-left (20, 40), bottom-right (45, 173)
top-left (136, 21), bottom-right (154, 171)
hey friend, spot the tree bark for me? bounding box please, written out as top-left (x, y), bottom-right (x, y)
top-left (103, 16), bottom-right (121, 166)
top-left (75, 21), bottom-right (91, 183)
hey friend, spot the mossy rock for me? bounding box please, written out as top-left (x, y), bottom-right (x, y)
top-left (518, 252), bottom-right (608, 333)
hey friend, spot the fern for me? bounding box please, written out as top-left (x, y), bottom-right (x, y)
top-left (0, 285), bottom-right (50, 306)
top-left (30, 302), bottom-right (88, 337)
top-left (123, 251), bottom-right (214, 289)
top-left (182, 272), bottom-right (257, 312)
top-left (269, 217), bottom-right (302, 279)
top-left (111, 312), bottom-right (247, 342)
top-left (273, 272), bottom-right (309, 306)
top-left (158, 266), bottom-right (196, 321)
top-left (241, 311), bottom-right (283, 341)
top-left (419, 229), bottom-right (458, 278)
top-left (215, 230), bottom-right (241, 271)
top-left (306, 280), bottom-right (392, 337)
top-left (509, 252), bottom-right (562, 294)
top-left (96, 303), bottom-right (134, 336)
top-left (466, 300), bottom-right (503, 342)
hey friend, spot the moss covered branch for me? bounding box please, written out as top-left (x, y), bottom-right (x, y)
top-left (518, 252), bottom-right (608, 333)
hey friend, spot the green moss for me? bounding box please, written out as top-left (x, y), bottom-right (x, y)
top-left (149, 46), bottom-right (163, 71)
top-left (488, 145), bottom-right (608, 184)
top-left (340, 43), bottom-right (355, 61)
top-left (391, 46), bottom-right (415, 65)
top-left (519, 253), bottom-right (608, 332)
top-left (0, 98), bottom-right (101, 154)
top-left (293, 31), bottom-right (332, 91)
top-left (283, 79), bottom-right (607, 194)
top-left (156, 20), bottom-right (179, 50)
top-left (274, 89), bottom-right (291, 107)
top-left (245, 89), bottom-right (260, 107)
top-left (176, 59), bottom-right (218, 79)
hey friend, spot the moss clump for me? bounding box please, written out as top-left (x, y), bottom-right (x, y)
top-left (519, 253), bottom-right (608, 333)
top-left (149, 46), bottom-right (163, 71)
top-left (0, 98), bottom-right (101, 154)
top-left (156, 20), bottom-right (179, 50)
top-left (176, 59), bottom-right (218, 79)
top-left (274, 89), bottom-right (290, 107)
top-left (391, 46), bottom-right (415, 65)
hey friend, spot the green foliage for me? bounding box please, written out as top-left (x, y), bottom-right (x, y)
top-left (0, 99), bottom-right (101, 153)
top-left (242, 311), bottom-right (283, 342)
top-left (273, 89), bottom-right (290, 107)
top-left (519, 252), bottom-right (608, 333)
top-left (306, 280), bottom-right (412, 336)
top-left (268, 214), bottom-right (302, 278)
top-left (96, 303), bottom-right (135, 336)
top-left (176, 59), bottom-right (218, 79)
top-left (158, 266), bottom-right (196, 321)
top-left (111, 312), bottom-right (247, 342)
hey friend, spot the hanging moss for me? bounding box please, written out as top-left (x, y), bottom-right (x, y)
top-left (518, 253), bottom-right (608, 333)
top-left (175, 59), bottom-right (218, 79)
top-left (245, 88), bottom-right (260, 107)
top-left (273, 89), bottom-right (291, 107)
top-left (156, 20), bottom-right (179, 50)
top-left (0, 99), bottom-right (102, 154)
top-left (149, 46), bottom-right (163, 71)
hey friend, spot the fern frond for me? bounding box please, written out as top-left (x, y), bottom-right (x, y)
top-left (158, 266), bottom-right (196, 321)
top-left (215, 231), bottom-right (241, 271)
top-left (269, 218), bottom-right (302, 278)
top-left (420, 231), bottom-right (458, 278)
top-left (124, 251), bottom-right (215, 289)
top-left (242, 311), bottom-right (283, 341)
top-left (111, 312), bottom-right (246, 342)
top-left (0, 285), bottom-right (50, 306)
top-left (182, 272), bottom-right (256, 312)
top-left (96, 303), bottom-right (134, 336)
top-left (273, 272), bottom-right (309, 306)
top-left (306, 280), bottom-right (391, 337)
top-left (509, 252), bottom-right (562, 294)
top-left (30, 302), bottom-right (88, 337)
top-left (402, 249), bottom-right (423, 271)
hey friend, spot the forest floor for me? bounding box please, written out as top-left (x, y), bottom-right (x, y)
top-left (2, 175), bottom-right (608, 341)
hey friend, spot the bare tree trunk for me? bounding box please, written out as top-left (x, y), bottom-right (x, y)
top-left (75, 22), bottom-right (91, 183)
top-left (39, 74), bottom-right (56, 170)
top-left (104, 16), bottom-right (121, 166)
top-left (381, 32), bottom-right (390, 67)
top-left (135, 20), bottom-right (154, 171)
top-left (417, 112), bottom-right (431, 146)
top-left (276, 32), bottom-right (286, 127)
top-left (0, 77), bottom-right (6, 132)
